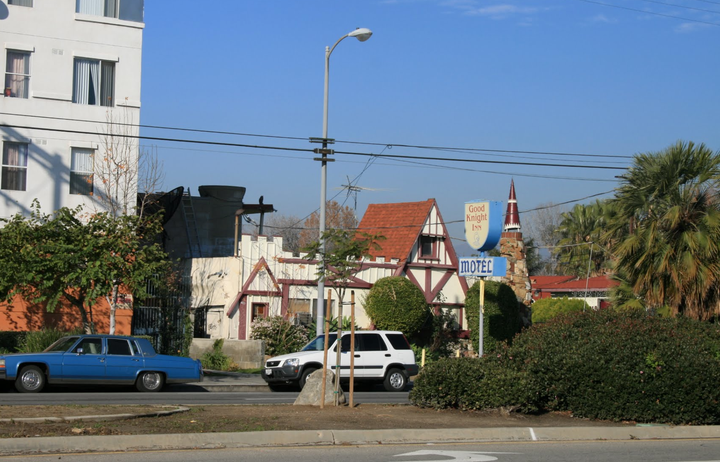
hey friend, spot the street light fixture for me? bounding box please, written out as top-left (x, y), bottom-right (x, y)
top-left (313, 28), bottom-right (373, 335)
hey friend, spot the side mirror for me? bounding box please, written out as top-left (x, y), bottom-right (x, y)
top-left (76, 348), bottom-right (84, 355)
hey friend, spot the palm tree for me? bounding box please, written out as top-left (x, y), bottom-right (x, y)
top-left (606, 141), bottom-right (720, 321)
top-left (554, 200), bottom-right (611, 277)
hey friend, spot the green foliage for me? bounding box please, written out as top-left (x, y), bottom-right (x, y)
top-left (306, 316), bottom-right (358, 337)
top-left (0, 331), bottom-right (25, 353)
top-left (412, 308), bottom-right (461, 363)
top-left (464, 280), bottom-right (522, 354)
top-left (363, 276), bottom-right (430, 336)
top-left (553, 200), bottom-right (613, 278)
top-left (605, 141), bottom-right (720, 321)
top-left (200, 339), bottom-right (232, 371)
top-left (182, 311), bottom-right (194, 357)
top-left (17, 327), bottom-right (83, 353)
top-left (0, 201), bottom-right (170, 332)
top-left (508, 309), bottom-right (720, 424)
top-left (531, 297), bottom-right (588, 323)
top-left (409, 356), bottom-right (538, 412)
top-left (250, 316), bottom-right (310, 357)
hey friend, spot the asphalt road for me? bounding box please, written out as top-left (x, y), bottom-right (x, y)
top-left (8, 440), bottom-right (720, 462)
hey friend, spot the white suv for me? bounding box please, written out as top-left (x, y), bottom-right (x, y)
top-left (261, 330), bottom-right (418, 392)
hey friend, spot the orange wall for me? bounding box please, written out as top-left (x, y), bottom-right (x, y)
top-left (0, 295), bottom-right (132, 335)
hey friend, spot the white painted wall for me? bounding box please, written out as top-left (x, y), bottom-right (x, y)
top-left (1, 0), bottom-right (144, 219)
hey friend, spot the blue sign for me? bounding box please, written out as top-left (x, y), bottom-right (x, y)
top-left (464, 201), bottom-right (503, 251)
top-left (458, 257), bottom-right (507, 277)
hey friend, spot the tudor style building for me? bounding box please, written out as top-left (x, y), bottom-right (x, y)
top-left (185, 199), bottom-right (470, 340)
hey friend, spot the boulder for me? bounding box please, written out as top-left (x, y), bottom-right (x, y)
top-left (293, 369), bottom-right (346, 406)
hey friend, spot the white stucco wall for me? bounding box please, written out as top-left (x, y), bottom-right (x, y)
top-left (1, 0), bottom-right (144, 219)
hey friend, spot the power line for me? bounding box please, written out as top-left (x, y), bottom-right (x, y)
top-left (0, 122), bottom-right (629, 171)
top-left (577, 0), bottom-right (720, 26)
top-left (0, 111), bottom-right (635, 161)
top-left (634, 0), bottom-right (720, 14)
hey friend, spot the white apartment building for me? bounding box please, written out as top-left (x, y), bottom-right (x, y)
top-left (1, 0), bottom-right (144, 219)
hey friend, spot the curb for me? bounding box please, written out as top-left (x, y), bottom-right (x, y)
top-left (2, 425), bottom-right (720, 455)
top-left (0, 406), bottom-right (190, 424)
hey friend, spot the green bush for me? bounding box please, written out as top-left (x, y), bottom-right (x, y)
top-left (0, 331), bottom-right (25, 353)
top-left (17, 328), bottom-right (82, 353)
top-left (508, 309), bottom-right (720, 424)
top-left (409, 356), bottom-right (538, 412)
top-left (531, 297), bottom-right (588, 323)
top-left (250, 316), bottom-right (309, 357)
top-left (464, 280), bottom-right (522, 354)
top-left (200, 339), bottom-right (232, 371)
top-left (363, 276), bottom-right (430, 336)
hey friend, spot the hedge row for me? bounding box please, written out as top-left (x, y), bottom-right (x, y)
top-left (411, 309), bottom-right (720, 424)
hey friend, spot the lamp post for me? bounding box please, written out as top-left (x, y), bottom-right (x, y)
top-left (313, 28), bottom-right (372, 335)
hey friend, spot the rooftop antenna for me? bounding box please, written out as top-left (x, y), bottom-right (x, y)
top-left (335, 176), bottom-right (391, 211)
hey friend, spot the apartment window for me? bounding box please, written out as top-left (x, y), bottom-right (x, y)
top-left (1, 142), bottom-right (28, 191)
top-left (8, 0), bottom-right (33, 6)
top-left (4, 51), bottom-right (30, 98)
top-left (72, 58), bottom-right (114, 106)
top-left (419, 235), bottom-right (439, 259)
top-left (76, 0), bottom-right (144, 22)
top-left (70, 148), bottom-right (94, 195)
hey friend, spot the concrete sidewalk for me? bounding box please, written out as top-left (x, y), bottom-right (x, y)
top-left (2, 424), bottom-right (720, 455)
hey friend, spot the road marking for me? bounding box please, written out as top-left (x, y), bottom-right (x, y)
top-left (394, 450), bottom-right (520, 461)
top-left (529, 427), bottom-right (537, 441)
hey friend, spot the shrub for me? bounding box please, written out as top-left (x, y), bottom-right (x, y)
top-left (531, 297), bottom-right (588, 324)
top-left (464, 280), bottom-right (522, 354)
top-left (17, 328), bottom-right (82, 353)
top-left (509, 309), bottom-right (720, 424)
top-left (250, 316), bottom-right (310, 357)
top-left (200, 339), bottom-right (232, 371)
top-left (409, 356), bottom-right (538, 412)
top-left (363, 276), bottom-right (430, 336)
top-left (0, 331), bottom-right (25, 353)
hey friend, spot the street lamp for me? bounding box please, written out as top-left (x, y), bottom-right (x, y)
top-left (313, 28), bottom-right (373, 335)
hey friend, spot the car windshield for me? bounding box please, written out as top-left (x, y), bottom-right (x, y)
top-left (301, 334), bottom-right (337, 351)
top-left (44, 336), bottom-right (81, 353)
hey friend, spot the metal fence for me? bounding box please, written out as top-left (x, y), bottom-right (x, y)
top-left (131, 275), bottom-right (191, 355)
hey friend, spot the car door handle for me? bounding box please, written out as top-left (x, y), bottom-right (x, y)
top-left (385, 354), bottom-right (391, 357)
top-left (99, 358), bottom-right (105, 363)
top-left (354, 354), bottom-right (361, 358)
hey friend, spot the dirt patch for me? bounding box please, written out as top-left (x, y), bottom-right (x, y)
top-left (0, 404), bottom-right (632, 438)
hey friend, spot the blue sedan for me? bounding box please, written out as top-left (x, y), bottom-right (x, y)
top-left (0, 335), bottom-right (203, 393)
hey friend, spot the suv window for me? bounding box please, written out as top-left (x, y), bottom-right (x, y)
top-left (338, 333), bottom-right (388, 352)
top-left (302, 334), bottom-right (338, 351)
top-left (385, 333), bottom-right (412, 350)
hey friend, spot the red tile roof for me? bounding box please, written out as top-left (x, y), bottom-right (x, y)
top-left (357, 199), bottom-right (435, 263)
top-left (532, 275), bottom-right (618, 291)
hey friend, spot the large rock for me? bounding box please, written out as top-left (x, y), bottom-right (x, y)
top-left (293, 369), bottom-right (346, 406)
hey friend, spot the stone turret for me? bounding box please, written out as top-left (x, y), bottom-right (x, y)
top-left (499, 180), bottom-right (533, 324)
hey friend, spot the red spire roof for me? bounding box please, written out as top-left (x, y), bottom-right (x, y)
top-left (504, 179), bottom-right (521, 232)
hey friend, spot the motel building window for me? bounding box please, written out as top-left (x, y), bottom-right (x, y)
top-left (72, 58), bottom-right (115, 107)
top-left (1, 142), bottom-right (28, 191)
top-left (5, 50), bottom-right (30, 98)
top-left (419, 235), bottom-right (440, 260)
top-left (70, 148), bottom-right (94, 195)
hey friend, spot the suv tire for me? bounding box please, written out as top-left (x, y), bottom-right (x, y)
top-left (383, 368), bottom-right (408, 392)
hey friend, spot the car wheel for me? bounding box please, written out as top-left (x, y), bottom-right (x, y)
top-left (136, 371), bottom-right (165, 392)
top-left (15, 365), bottom-right (46, 393)
top-left (383, 368), bottom-right (408, 392)
top-left (299, 367), bottom-right (318, 390)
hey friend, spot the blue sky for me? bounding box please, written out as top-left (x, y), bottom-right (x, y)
top-left (139, 1), bottom-right (720, 255)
